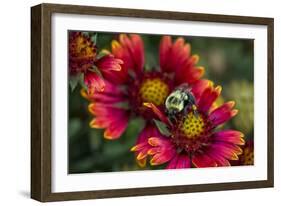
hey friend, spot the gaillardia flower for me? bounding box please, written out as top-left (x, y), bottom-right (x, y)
top-left (69, 32), bottom-right (123, 94)
top-left (82, 34), bottom-right (205, 140)
top-left (131, 83), bottom-right (245, 168)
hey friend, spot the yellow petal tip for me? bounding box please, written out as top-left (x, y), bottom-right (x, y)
top-left (215, 85), bottom-right (222, 94)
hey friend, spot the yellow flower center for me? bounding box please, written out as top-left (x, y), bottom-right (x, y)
top-left (139, 78), bottom-right (169, 106)
top-left (180, 112), bottom-right (205, 140)
top-left (75, 35), bottom-right (96, 59)
top-left (243, 147), bottom-right (254, 165)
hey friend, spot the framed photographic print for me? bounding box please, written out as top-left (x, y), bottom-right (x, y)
top-left (31, 3), bottom-right (274, 202)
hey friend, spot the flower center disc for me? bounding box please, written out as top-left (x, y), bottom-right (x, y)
top-left (139, 78), bottom-right (169, 106)
top-left (179, 112), bottom-right (205, 140)
top-left (243, 147), bottom-right (254, 165)
top-left (72, 34), bottom-right (96, 59)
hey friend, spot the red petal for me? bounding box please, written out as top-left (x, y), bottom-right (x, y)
top-left (215, 142), bottom-right (243, 155)
top-left (88, 103), bottom-right (129, 139)
top-left (131, 124), bottom-right (164, 167)
top-left (174, 155), bottom-right (191, 169)
top-left (166, 156), bottom-right (178, 169)
top-left (175, 55), bottom-right (204, 85)
top-left (110, 40), bottom-right (130, 84)
top-left (206, 150), bottom-right (231, 166)
top-left (160, 36), bottom-right (193, 74)
top-left (191, 79), bottom-right (213, 101)
top-left (95, 54), bottom-right (123, 72)
top-left (143, 102), bottom-right (170, 125)
top-left (159, 36), bottom-right (172, 71)
top-left (209, 143), bottom-right (240, 160)
top-left (209, 101), bottom-right (238, 126)
top-left (136, 124), bottom-right (162, 144)
top-left (112, 34), bottom-right (144, 77)
top-left (84, 71), bottom-right (105, 94)
top-left (150, 149), bottom-right (175, 165)
top-left (130, 34), bottom-right (145, 73)
top-left (192, 154), bottom-right (217, 168)
top-left (198, 85), bottom-right (221, 114)
top-left (213, 130), bottom-right (245, 145)
top-left (104, 115), bottom-right (129, 139)
top-left (83, 80), bottom-right (126, 104)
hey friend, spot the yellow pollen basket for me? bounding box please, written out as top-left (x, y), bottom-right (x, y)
top-left (139, 78), bottom-right (169, 106)
top-left (180, 112), bottom-right (205, 139)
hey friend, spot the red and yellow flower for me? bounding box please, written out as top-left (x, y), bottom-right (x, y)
top-left (83, 34), bottom-right (205, 140)
top-left (69, 32), bottom-right (123, 94)
top-left (131, 82), bottom-right (245, 168)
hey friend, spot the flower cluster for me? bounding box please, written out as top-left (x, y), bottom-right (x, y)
top-left (71, 32), bottom-right (247, 169)
top-left (82, 34), bottom-right (205, 141)
top-left (131, 84), bottom-right (244, 168)
top-left (69, 32), bottom-right (123, 94)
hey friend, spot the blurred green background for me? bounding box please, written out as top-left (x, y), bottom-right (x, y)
top-left (68, 32), bottom-right (254, 173)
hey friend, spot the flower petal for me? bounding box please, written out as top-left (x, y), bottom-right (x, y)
top-left (176, 155), bottom-right (191, 168)
top-left (146, 137), bottom-right (176, 166)
top-left (109, 40), bottom-right (130, 84)
top-left (166, 155), bottom-right (191, 169)
top-left (88, 103), bottom-right (129, 139)
top-left (136, 158), bottom-right (147, 167)
top-left (209, 143), bottom-right (241, 160)
top-left (159, 36), bottom-right (172, 71)
top-left (104, 116), bottom-right (129, 139)
top-left (175, 56), bottom-right (205, 85)
top-left (131, 124), bottom-right (163, 167)
top-left (209, 101), bottom-right (238, 126)
top-left (148, 137), bottom-right (165, 147)
top-left (191, 79), bottom-right (213, 101)
top-left (165, 156), bottom-right (178, 169)
top-left (198, 85), bottom-right (222, 114)
top-left (95, 54), bottom-right (123, 72)
top-left (160, 36), bottom-right (195, 75)
top-left (192, 154), bottom-right (217, 168)
top-left (213, 130), bottom-right (245, 145)
top-left (84, 71), bottom-right (105, 94)
top-left (130, 34), bottom-right (145, 73)
top-left (112, 34), bottom-right (145, 77)
top-left (206, 150), bottom-right (231, 166)
top-left (150, 149), bottom-right (175, 165)
top-left (143, 102), bottom-right (170, 125)
top-left (83, 80), bottom-right (126, 103)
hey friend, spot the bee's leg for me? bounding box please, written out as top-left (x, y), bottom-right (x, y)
top-left (169, 116), bottom-right (177, 124)
top-left (183, 106), bottom-right (189, 116)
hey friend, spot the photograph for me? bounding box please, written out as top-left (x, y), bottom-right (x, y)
top-left (68, 31), bottom-right (254, 173)
top-left (31, 4), bottom-right (273, 201)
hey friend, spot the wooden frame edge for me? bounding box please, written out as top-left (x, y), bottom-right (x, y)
top-left (31, 4), bottom-right (53, 202)
top-left (31, 4), bottom-right (43, 201)
top-left (31, 3), bottom-right (274, 202)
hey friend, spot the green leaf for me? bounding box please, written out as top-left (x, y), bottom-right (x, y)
top-left (95, 51), bottom-right (108, 60)
top-left (68, 118), bottom-right (82, 139)
top-left (153, 119), bottom-right (171, 137)
top-left (91, 33), bottom-right (98, 45)
top-left (88, 65), bottom-right (103, 77)
top-left (82, 32), bottom-right (89, 37)
top-left (78, 73), bottom-right (88, 91)
top-left (69, 74), bottom-right (81, 91)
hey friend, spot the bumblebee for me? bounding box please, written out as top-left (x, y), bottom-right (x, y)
top-left (165, 84), bottom-right (198, 122)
